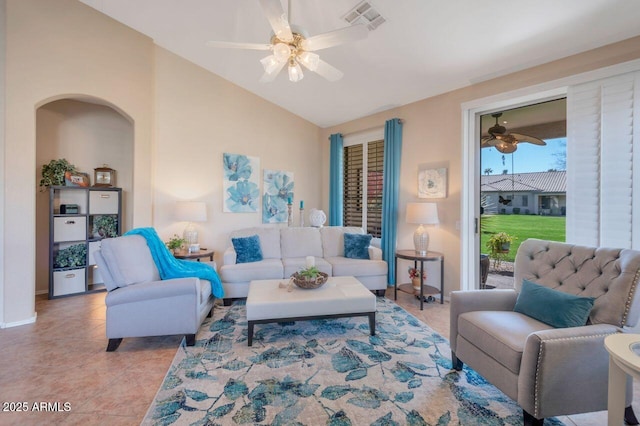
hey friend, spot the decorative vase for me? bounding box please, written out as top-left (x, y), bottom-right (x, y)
top-left (309, 209), bottom-right (327, 227)
top-left (412, 277), bottom-right (421, 295)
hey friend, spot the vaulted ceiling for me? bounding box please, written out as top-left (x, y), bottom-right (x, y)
top-left (80, 0), bottom-right (640, 128)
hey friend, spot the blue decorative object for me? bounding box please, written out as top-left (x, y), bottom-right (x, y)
top-left (223, 153), bottom-right (252, 181)
top-left (223, 153), bottom-right (260, 213)
top-left (329, 133), bottom-right (343, 226)
top-left (514, 279), bottom-right (595, 328)
top-left (124, 227), bottom-right (224, 298)
top-left (232, 235), bottom-right (263, 264)
top-left (226, 179), bottom-right (260, 212)
top-left (382, 118), bottom-right (403, 284)
top-left (145, 298), bottom-right (566, 425)
top-left (263, 169), bottom-right (294, 223)
top-left (344, 233), bottom-right (372, 259)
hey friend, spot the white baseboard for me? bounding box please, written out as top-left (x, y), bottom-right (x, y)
top-left (0, 312), bottom-right (37, 329)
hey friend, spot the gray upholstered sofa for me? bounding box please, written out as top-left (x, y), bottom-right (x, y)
top-left (94, 235), bottom-right (214, 351)
top-left (450, 238), bottom-right (640, 425)
top-left (219, 226), bottom-right (388, 304)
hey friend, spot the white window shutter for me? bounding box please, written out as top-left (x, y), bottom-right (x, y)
top-left (567, 71), bottom-right (639, 248)
top-left (567, 81), bottom-right (601, 246)
top-left (600, 74), bottom-right (634, 248)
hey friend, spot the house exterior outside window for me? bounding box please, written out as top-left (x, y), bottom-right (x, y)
top-left (480, 171), bottom-right (566, 216)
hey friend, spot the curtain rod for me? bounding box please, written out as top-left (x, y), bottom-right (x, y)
top-left (329, 119), bottom-right (404, 139)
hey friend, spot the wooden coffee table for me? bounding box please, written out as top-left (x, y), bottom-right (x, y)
top-left (246, 276), bottom-right (376, 346)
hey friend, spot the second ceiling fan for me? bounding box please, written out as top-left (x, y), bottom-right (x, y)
top-left (481, 112), bottom-right (546, 153)
top-left (206, 0), bottom-right (368, 83)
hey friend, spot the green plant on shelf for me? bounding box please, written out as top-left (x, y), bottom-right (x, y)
top-left (39, 158), bottom-right (77, 191)
top-left (92, 215), bottom-right (118, 238)
top-left (54, 244), bottom-right (87, 269)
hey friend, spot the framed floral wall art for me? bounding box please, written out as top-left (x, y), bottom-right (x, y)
top-left (262, 169), bottom-right (294, 223)
top-left (418, 166), bottom-right (447, 199)
top-left (223, 153), bottom-right (260, 213)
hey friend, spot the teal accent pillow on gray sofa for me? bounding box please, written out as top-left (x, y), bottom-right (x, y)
top-left (514, 279), bottom-right (595, 328)
top-left (344, 233), bottom-right (372, 259)
top-left (232, 235), bottom-right (263, 264)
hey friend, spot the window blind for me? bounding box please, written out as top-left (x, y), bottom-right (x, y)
top-left (343, 144), bottom-right (363, 228)
top-left (366, 140), bottom-right (384, 236)
top-left (343, 139), bottom-right (384, 237)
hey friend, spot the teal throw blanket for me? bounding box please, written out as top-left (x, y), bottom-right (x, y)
top-left (125, 227), bottom-right (224, 298)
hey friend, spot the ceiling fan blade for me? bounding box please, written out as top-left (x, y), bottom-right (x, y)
top-left (259, 61), bottom-right (286, 83)
top-left (480, 136), bottom-right (494, 148)
top-left (510, 133), bottom-right (547, 146)
top-left (314, 59), bottom-right (344, 82)
top-left (301, 24), bottom-right (368, 51)
top-left (259, 0), bottom-right (293, 42)
top-left (206, 41), bottom-right (272, 50)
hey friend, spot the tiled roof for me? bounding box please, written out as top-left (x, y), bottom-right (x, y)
top-left (481, 170), bottom-right (566, 193)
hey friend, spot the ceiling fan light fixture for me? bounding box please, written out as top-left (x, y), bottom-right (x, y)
top-left (288, 59), bottom-right (303, 82)
top-left (297, 51), bottom-right (319, 71)
top-left (273, 42), bottom-right (292, 62)
top-left (260, 55), bottom-right (281, 74)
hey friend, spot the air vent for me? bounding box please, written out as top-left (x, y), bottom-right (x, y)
top-left (343, 1), bottom-right (386, 31)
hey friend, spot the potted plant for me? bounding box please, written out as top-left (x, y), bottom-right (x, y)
top-left (291, 266), bottom-right (328, 289)
top-left (92, 215), bottom-right (118, 238)
top-left (166, 234), bottom-right (185, 254)
top-left (486, 232), bottom-right (515, 268)
top-left (408, 267), bottom-right (426, 295)
top-left (54, 244), bottom-right (87, 269)
top-left (39, 158), bottom-right (78, 191)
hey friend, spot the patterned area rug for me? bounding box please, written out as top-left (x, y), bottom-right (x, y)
top-left (143, 298), bottom-right (563, 425)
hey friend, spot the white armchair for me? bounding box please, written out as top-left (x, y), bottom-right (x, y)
top-left (94, 235), bottom-right (214, 351)
top-left (450, 239), bottom-right (640, 425)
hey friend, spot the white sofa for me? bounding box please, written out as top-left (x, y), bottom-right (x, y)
top-left (219, 226), bottom-right (388, 304)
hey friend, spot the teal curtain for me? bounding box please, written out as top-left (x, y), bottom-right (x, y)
top-left (381, 119), bottom-right (402, 284)
top-left (329, 133), bottom-right (343, 226)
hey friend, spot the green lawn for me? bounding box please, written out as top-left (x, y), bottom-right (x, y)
top-left (480, 215), bottom-right (566, 262)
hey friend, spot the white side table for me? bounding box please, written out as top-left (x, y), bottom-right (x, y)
top-left (604, 333), bottom-right (640, 426)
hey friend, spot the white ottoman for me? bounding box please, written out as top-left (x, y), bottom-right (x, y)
top-left (246, 276), bottom-right (376, 346)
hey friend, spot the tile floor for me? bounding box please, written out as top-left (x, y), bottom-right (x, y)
top-left (0, 289), bottom-right (636, 425)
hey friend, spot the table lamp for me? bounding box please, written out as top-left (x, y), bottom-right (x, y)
top-left (406, 202), bottom-right (439, 255)
top-left (175, 201), bottom-right (207, 253)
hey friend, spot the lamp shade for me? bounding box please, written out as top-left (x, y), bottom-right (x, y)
top-left (406, 202), bottom-right (439, 225)
top-left (175, 201), bottom-right (207, 222)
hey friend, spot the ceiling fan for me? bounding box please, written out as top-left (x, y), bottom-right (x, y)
top-left (481, 112), bottom-right (546, 154)
top-left (206, 0), bottom-right (368, 83)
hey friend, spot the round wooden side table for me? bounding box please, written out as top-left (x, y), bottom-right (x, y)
top-left (172, 249), bottom-right (214, 262)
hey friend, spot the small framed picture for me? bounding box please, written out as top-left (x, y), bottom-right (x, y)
top-left (418, 167), bottom-right (447, 198)
top-left (94, 166), bottom-right (116, 187)
top-left (64, 171), bottom-right (90, 187)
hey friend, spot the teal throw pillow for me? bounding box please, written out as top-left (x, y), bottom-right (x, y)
top-left (232, 235), bottom-right (263, 264)
top-left (344, 233), bottom-right (372, 259)
top-left (514, 279), bottom-right (595, 328)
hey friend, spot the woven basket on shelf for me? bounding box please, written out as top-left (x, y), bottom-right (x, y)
top-left (291, 271), bottom-right (328, 289)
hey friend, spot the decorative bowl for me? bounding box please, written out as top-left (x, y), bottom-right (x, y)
top-left (291, 271), bottom-right (328, 289)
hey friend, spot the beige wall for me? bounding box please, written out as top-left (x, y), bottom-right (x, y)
top-left (0, 0), bottom-right (6, 325)
top-left (1, 0), bottom-right (321, 326)
top-left (320, 36), bottom-right (640, 298)
top-left (3, 0), bottom-right (640, 326)
top-left (3, 0), bottom-right (154, 325)
top-left (152, 47), bottom-right (320, 263)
